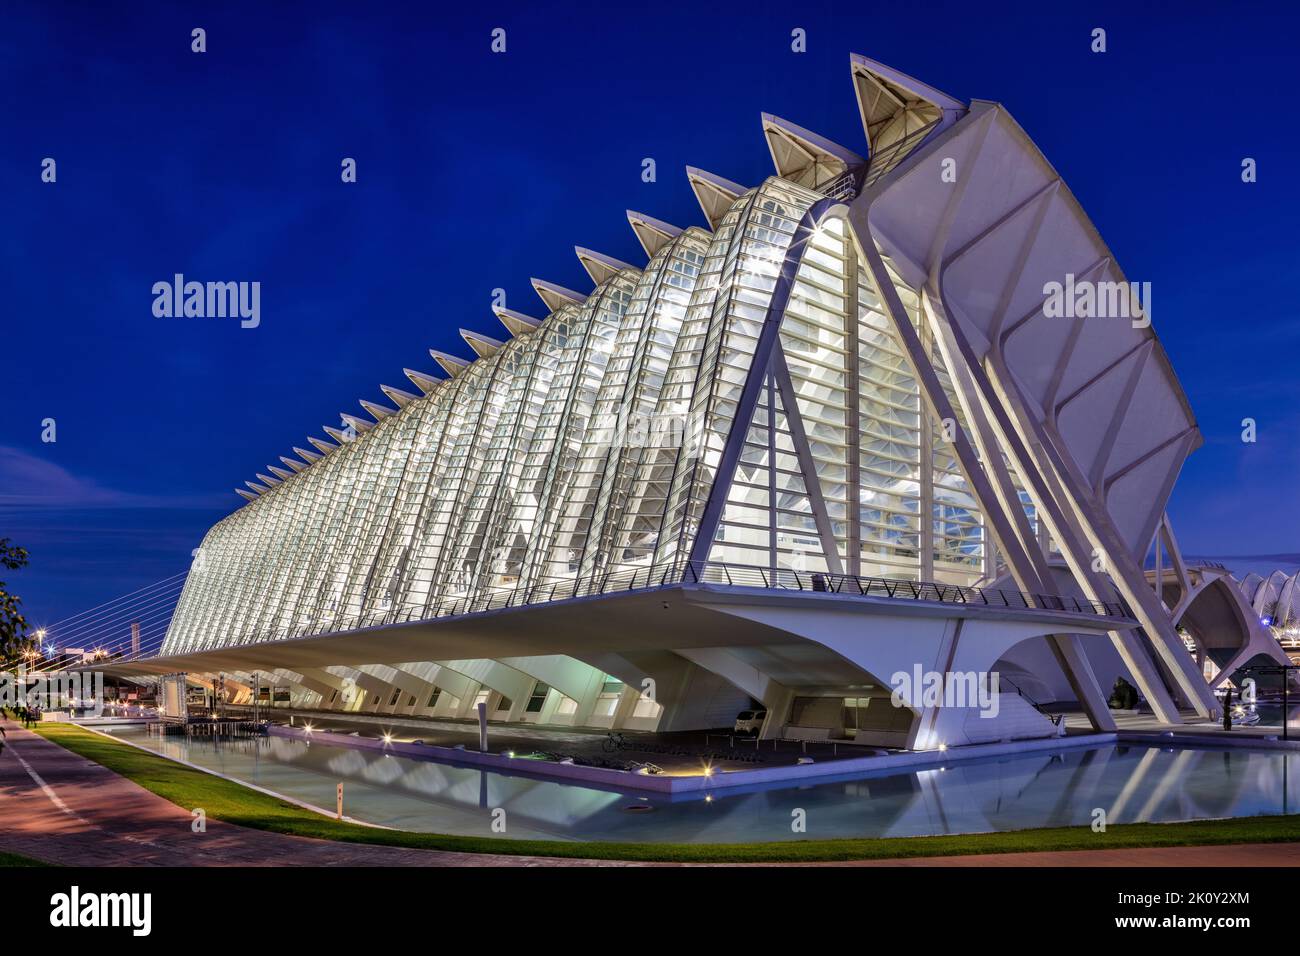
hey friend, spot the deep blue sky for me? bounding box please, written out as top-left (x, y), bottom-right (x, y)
top-left (3, 0), bottom-right (1299, 638)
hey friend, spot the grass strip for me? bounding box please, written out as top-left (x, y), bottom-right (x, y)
top-left (0, 851), bottom-right (52, 867)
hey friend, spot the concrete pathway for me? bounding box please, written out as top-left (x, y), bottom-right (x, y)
top-left (3, 720), bottom-right (1296, 867)
top-left (1064, 708), bottom-right (1297, 742)
top-left (844, 843), bottom-right (1300, 866)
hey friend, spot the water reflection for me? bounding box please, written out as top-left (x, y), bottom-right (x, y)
top-left (103, 727), bottom-right (1297, 844)
top-left (1250, 701), bottom-right (1300, 732)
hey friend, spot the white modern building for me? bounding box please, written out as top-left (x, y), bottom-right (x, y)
top-left (105, 54), bottom-right (1286, 749)
top-left (1239, 570), bottom-right (1300, 629)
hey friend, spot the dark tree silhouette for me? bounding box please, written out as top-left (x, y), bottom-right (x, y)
top-left (0, 538), bottom-right (32, 661)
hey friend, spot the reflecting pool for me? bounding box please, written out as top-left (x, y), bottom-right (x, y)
top-left (100, 725), bottom-right (1299, 844)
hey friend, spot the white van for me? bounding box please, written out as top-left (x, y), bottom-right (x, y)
top-left (733, 709), bottom-right (768, 737)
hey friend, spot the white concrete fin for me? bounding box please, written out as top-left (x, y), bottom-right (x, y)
top-left (761, 113), bottom-right (865, 191)
top-left (429, 350), bottom-right (471, 377)
top-left (460, 329), bottom-right (505, 358)
top-left (686, 166), bottom-right (746, 229)
top-left (404, 368), bottom-right (444, 394)
top-left (493, 306), bottom-right (542, 337)
top-left (849, 53), bottom-right (966, 158)
top-left (531, 278), bottom-right (587, 312)
top-left (359, 399), bottom-right (395, 422)
top-left (626, 210), bottom-right (684, 257)
top-left (575, 246), bottom-right (639, 285)
top-left (380, 385), bottom-right (420, 408)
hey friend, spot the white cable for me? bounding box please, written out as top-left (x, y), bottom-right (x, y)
top-left (42, 571), bottom-right (188, 629)
top-left (49, 584), bottom-right (185, 643)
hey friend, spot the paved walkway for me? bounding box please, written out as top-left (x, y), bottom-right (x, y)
top-left (1063, 707), bottom-right (1297, 742)
top-left (3, 720), bottom-right (1296, 867)
top-left (844, 843), bottom-right (1300, 866)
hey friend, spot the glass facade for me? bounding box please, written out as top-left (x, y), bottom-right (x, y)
top-left (164, 175), bottom-right (997, 656)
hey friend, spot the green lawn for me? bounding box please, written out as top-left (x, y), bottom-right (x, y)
top-left (0, 851), bottom-right (51, 867)
top-left (31, 722), bottom-right (1300, 863)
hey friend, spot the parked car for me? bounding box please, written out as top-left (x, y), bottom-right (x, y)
top-left (733, 709), bottom-right (768, 737)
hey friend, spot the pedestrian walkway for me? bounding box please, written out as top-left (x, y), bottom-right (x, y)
top-left (846, 843), bottom-right (1300, 866)
top-left (1063, 707), bottom-right (1300, 744)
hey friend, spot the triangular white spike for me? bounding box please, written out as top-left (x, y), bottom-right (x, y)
top-left (626, 211), bottom-right (684, 257)
top-left (849, 53), bottom-right (966, 159)
top-left (575, 247), bottom-right (639, 285)
top-left (460, 329), bottom-right (504, 358)
top-left (493, 306), bottom-right (541, 337)
top-left (255, 472), bottom-right (280, 486)
top-left (340, 413), bottom-right (372, 434)
top-left (236, 488), bottom-right (259, 502)
top-left (429, 350), bottom-right (471, 377)
top-left (404, 368), bottom-right (443, 394)
top-left (380, 384), bottom-right (420, 408)
top-left (280, 455), bottom-right (308, 473)
top-left (531, 278), bottom-right (586, 312)
top-left (309, 435), bottom-right (340, 454)
top-left (298, 443), bottom-right (326, 460)
top-left (760, 113), bottom-right (864, 193)
top-left (359, 399), bottom-right (395, 422)
top-left (267, 465), bottom-right (294, 481)
top-left (686, 167), bottom-right (746, 229)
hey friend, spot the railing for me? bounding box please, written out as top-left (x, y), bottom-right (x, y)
top-left (818, 168), bottom-right (861, 202)
top-left (193, 560), bottom-right (1131, 655)
top-left (862, 119), bottom-right (940, 189)
top-left (808, 122), bottom-right (940, 210)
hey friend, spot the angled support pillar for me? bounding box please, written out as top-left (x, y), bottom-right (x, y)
top-left (772, 343), bottom-right (845, 574)
top-left (496, 655), bottom-right (607, 726)
top-left (687, 197), bottom-right (847, 569)
top-left (854, 230), bottom-right (1116, 731)
top-left (929, 307), bottom-right (1118, 731)
top-left (1157, 513), bottom-right (1192, 614)
top-left (392, 661), bottom-right (478, 715)
top-left (919, 289), bottom-right (1186, 724)
top-left (947, 307), bottom-right (1211, 718)
top-left (674, 646), bottom-right (797, 740)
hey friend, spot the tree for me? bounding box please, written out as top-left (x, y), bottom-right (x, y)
top-left (0, 538), bottom-right (31, 661)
